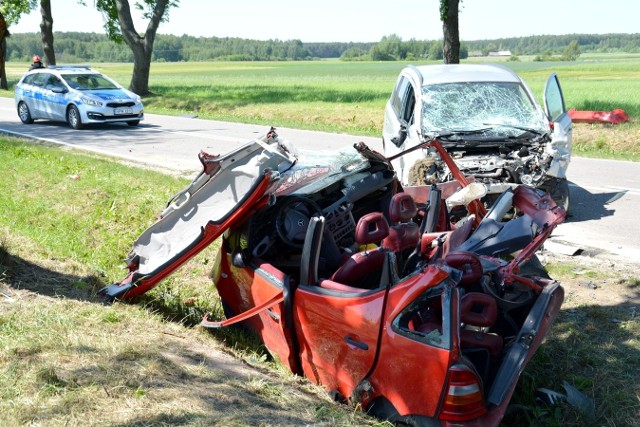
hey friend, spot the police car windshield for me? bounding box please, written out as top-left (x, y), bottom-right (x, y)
top-left (62, 74), bottom-right (119, 90)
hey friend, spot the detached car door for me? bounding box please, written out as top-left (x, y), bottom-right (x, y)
top-left (543, 73), bottom-right (572, 178)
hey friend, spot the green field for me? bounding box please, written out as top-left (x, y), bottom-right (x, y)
top-left (2, 53), bottom-right (639, 158)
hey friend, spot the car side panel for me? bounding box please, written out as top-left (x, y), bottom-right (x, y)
top-left (367, 267), bottom-right (453, 417)
top-left (217, 257), bottom-right (296, 372)
top-left (383, 72), bottom-right (424, 185)
top-left (293, 285), bottom-right (386, 399)
top-left (41, 88), bottom-right (68, 121)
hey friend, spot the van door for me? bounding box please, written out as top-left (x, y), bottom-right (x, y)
top-left (543, 73), bottom-right (572, 179)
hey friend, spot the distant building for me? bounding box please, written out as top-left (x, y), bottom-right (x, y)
top-left (488, 50), bottom-right (512, 57)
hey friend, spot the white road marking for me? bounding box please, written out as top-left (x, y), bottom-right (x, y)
top-left (568, 182), bottom-right (640, 196)
top-left (1, 128), bottom-right (182, 169)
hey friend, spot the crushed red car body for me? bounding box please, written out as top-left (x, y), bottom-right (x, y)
top-left (99, 130), bottom-right (566, 426)
top-left (568, 108), bottom-right (629, 124)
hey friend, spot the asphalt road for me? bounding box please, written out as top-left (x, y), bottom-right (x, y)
top-left (1, 97), bottom-right (639, 266)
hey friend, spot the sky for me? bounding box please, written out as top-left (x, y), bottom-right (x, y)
top-left (8, 0), bottom-right (640, 43)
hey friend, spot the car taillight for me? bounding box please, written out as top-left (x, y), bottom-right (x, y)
top-left (439, 363), bottom-right (487, 421)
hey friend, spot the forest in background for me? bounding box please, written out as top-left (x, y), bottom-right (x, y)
top-left (4, 31), bottom-right (640, 63)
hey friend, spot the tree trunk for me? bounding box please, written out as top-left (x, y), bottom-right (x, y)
top-left (39, 0), bottom-right (56, 65)
top-left (129, 41), bottom-right (153, 95)
top-left (115, 0), bottom-right (167, 95)
top-left (442, 0), bottom-right (460, 64)
top-left (0, 12), bottom-right (7, 90)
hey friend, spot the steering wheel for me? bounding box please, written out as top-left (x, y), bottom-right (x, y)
top-left (275, 196), bottom-right (323, 248)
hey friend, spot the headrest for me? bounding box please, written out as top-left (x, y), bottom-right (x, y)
top-left (355, 213), bottom-right (389, 245)
top-left (444, 251), bottom-right (482, 286)
top-left (460, 292), bottom-right (498, 326)
top-left (389, 193), bottom-right (418, 223)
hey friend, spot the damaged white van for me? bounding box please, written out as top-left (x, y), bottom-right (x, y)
top-left (382, 64), bottom-right (572, 211)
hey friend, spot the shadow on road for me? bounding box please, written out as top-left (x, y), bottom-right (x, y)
top-left (566, 181), bottom-right (623, 223)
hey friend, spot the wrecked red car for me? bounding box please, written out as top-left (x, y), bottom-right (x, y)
top-left (100, 130), bottom-right (565, 426)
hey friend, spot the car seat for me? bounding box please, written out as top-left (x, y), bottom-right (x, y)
top-left (331, 212), bottom-right (389, 289)
top-left (382, 192), bottom-right (420, 253)
top-left (459, 292), bottom-right (503, 358)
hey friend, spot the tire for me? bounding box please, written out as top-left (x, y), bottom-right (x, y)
top-left (17, 102), bottom-right (34, 124)
top-left (539, 177), bottom-right (570, 213)
top-left (127, 120), bottom-right (140, 126)
top-left (66, 105), bottom-right (83, 130)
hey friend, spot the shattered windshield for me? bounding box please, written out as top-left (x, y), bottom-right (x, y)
top-left (421, 82), bottom-right (547, 138)
top-left (275, 146), bottom-right (370, 195)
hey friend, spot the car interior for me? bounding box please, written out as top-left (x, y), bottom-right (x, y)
top-left (227, 168), bottom-right (559, 391)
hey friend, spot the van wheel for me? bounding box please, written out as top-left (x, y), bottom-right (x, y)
top-left (539, 177), bottom-right (570, 213)
top-left (18, 102), bottom-right (34, 124)
top-left (67, 105), bottom-right (83, 130)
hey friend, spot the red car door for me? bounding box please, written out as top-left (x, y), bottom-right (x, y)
top-left (293, 283), bottom-right (387, 400)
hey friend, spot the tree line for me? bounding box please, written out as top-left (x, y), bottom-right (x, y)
top-left (5, 32), bottom-right (374, 63)
top-left (5, 31), bottom-right (639, 64)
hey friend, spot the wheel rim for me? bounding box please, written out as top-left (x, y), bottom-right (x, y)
top-left (68, 108), bottom-right (78, 127)
top-left (19, 104), bottom-right (29, 121)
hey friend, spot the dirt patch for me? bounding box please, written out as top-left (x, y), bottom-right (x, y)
top-left (541, 250), bottom-right (640, 309)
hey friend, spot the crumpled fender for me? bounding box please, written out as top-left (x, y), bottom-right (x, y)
top-left (545, 124), bottom-right (571, 179)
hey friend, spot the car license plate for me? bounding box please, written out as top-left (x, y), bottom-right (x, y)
top-left (114, 108), bottom-right (133, 115)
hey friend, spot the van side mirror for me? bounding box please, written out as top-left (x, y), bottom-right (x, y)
top-left (391, 121), bottom-right (408, 148)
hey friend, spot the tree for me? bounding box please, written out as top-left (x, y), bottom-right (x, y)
top-left (96, 0), bottom-right (179, 95)
top-left (370, 34), bottom-right (407, 61)
top-left (428, 41), bottom-right (443, 60)
top-left (39, 0), bottom-right (55, 65)
top-left (0, 11), bottom-right (7, 89)
top-left (561, 40), bottom-right (581, 61)
top-left (440, 0), bottom-right (460, 64)
top-left (0, 0), bottom-right (38, 89)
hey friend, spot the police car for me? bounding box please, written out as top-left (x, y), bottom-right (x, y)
top-left (14, 65), bottom-right (144, 130)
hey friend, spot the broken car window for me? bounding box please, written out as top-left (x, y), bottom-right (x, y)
top-left (392, 282), bottom-right (453, 350)
top-left (421, 82), bottom-right (546, 138)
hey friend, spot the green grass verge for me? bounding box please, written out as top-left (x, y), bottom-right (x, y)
top-left (1, 136), bottom-right (638, 426)
top-left (2, 55), bottom-right (640, 159)
top-left (0, 135), bottom-right (383, 426)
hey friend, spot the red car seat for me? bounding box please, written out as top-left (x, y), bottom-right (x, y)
top-left (459, 292), bottom-right (503, 357)
top-left (382, 192), bottom-right (420, 253)
top-left (331, 212), bottom-right (389, 288)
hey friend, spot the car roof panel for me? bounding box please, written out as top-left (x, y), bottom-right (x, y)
top-left (414, 64), bottom-right (521, 85)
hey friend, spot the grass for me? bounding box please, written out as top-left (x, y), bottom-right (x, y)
top-left (1, 136), bottom-right (639, 426)
top-left (0, 135), bottom-right (382, 426)
top-left (505, 258), bottom-right (640, 427)
top-left (2, 54), bottom-right (640, 159)
top-left (1, 53), bottom-right (639, 424)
